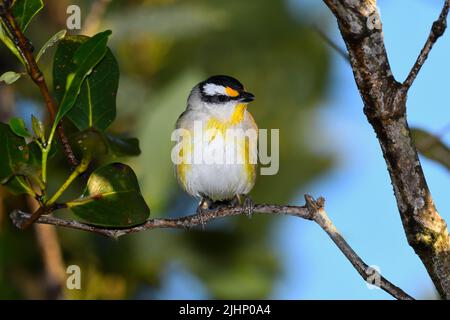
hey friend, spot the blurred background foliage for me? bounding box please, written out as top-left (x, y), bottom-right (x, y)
top-left (0, 0), bottom-right (335, 299)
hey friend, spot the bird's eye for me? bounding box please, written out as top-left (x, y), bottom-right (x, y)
top-left (217, 95), bottom-right (228, 102)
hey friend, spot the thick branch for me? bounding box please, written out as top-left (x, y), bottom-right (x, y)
top-left (10, 195), bottom-right (413, 300)
top-left (0, 4), bottom-right (78, 167)
top-left (403, 0), bottom-right (450, 89)
top-left (323, 0), bottom-right (450, 298)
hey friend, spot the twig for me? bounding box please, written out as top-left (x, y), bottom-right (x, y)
top-left (10, 195), bottom-right (414, 300)
top-left (20, 204), bottom-right (59, 230)
top-left (403, 0), bottom-right (450, 89)
top-left (307, 199), bottom-right (411, 301)
top-left (0, 3), bottom-right (78, 167)
top-left (313, 25), bottom-right (350, 63)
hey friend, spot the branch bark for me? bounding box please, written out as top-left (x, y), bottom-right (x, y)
top-left (404, 1), bottom-right (449, 89)
top-left (10, 195), bottom-right (413, 300)
top-left (323, 0), bottom-right (450, 298)
top-left (0, 3), bottom-right (78, 167)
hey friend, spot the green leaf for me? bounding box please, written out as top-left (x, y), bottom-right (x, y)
top-left (105, 134), bottom-right (141, 157)
top-left (3, 176), bottom-right (33, 195)
top-left (70, 129), bottom-right (140, 160)
top-left (67, 163), bottom-right (150, 227)
top-left (9, 117), bottom-right (31, 138)
top-left (70, 128), bottom-right (108, 159)
top-left (0, 122), bottom-right (33, 194)
top-left (27, 140), bottom-right (42, 167)
top-left (0, 122), bottom-right (29, 181)
top-left (54, 33), bottom-right (118, 131)
top-left (36, 29), bottom-right (67, 61)
top-left (0, 71), bottom-right (22, 84)
top-left (12, 0), bottom-right (44, 31)
top-left (53, 30), bottom-right (111, 127)
top-left (412, 128), bottom-right (450, 171)
top-left (0, 23), bottom-right (25, 65)
top-left (31, 115), bottom-right (45, 141)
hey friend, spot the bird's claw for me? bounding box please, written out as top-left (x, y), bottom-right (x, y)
top-left (234, 194), bottom-right (254, 219)
top-left (196, 197), bottom-right (213, 230)
top-left (196, 206), bottom-right (207, 230)
top-left (242, 196), bottom-right (254, 219)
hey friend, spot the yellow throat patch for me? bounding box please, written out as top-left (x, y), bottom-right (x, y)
top-left (206, 103), bottom-right (247, 136)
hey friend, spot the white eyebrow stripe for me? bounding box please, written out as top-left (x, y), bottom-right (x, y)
top-left (203, 83), bottom-right (226, 96)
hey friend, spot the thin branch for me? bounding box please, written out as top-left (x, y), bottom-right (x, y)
top-left (313, 25), bottom-right (350, 63)
top-left (403, 0), bottom-right (450, 89)
top-left (0, 3), bottom-right (78, 167)
top-left (20, 204), bottom-right (58, 230)
top-left (10, 195), bottom-right (414, 300)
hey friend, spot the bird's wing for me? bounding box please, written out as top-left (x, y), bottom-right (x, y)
top-left (175, 109), bottom-right (190, 130)
top-left (244, 110), bottom-right (258, 132)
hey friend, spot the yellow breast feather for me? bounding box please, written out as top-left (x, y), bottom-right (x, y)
top-left (176, 134), bottom-right (192, 189)
top-left (243, 134), bottom-right (256, 183)
top-left (206, 103), bottom-right (247, 140)
top-left (205, 104), bottom-right (256, 183)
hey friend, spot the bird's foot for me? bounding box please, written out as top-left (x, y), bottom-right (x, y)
top-left (196, 197), bottom-right (214, 230)
top-left (234, 194), bottom-right (254, 219)
top-left (243, 196), bottom-right (255, 219)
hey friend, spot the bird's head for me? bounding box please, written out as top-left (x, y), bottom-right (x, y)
top-left (188, 75), bottom-right (255, 113)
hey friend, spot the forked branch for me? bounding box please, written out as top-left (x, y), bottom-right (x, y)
top-left (403, 0), bottom-right (450, 89)
top-left (322, 0), bottom-right (450, 298)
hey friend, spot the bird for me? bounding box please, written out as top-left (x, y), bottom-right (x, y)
top-left (174, 75), bottom-right (258, 218)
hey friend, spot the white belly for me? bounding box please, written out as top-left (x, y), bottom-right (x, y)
top-left (175, 106), bottom-right (258, 201)
top-left (179, 132), bottom-right (255, 201)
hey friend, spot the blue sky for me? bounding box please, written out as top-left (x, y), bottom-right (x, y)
top-left (272, 0), bottom-right (450, 299)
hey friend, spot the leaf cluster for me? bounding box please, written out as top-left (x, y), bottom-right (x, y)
top-left (0, 0), bottom-right (149, 227)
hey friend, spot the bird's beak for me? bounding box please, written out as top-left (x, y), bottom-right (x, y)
top-left (238, 91), bottom-right (255, 103)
